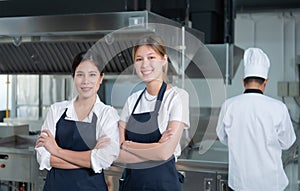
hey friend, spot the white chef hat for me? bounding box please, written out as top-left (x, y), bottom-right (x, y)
top-left (243, 48), bottom-right (270, 79)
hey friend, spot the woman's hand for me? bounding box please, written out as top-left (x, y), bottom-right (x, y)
top-left (158, 128), bottom-right (174, 143)
top-left (35, 129), bottom-right (61, 156)
top-left (94, 135), bottom-right (111, 149)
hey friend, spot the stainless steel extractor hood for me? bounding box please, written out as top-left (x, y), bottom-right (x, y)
top-left (0, 10), bottom-right (242, 82)
top-left (0, 11), bottom-right (204, 75)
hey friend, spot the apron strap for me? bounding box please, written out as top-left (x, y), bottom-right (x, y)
top-left (131, 81), bottom-right (167, 114)
top-left (154, 81), bottom-right (167, 112)
top-left (61, 108), bottom-right (68, 118)
top-left (131, 89), bottom-right (146, 114)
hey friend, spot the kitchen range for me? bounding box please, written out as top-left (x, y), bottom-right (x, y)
top-left (0, 123), bottom-right (45, 191)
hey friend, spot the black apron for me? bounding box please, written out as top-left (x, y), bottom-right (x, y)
top-left (120, 82), bottom-right (182, 191)
top-left (43, 109), bottom-right (108, 191)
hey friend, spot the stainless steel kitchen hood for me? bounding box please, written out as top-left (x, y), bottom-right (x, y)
top-left (0, 11), bottom-right (205, 38)
top-left (0, 10), bottom-right (242, 82)
top-left (0, 11), bottom-right (204, 75)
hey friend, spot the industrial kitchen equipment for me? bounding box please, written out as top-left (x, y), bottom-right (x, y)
top-left (0, 122), bottom-right (45, 191)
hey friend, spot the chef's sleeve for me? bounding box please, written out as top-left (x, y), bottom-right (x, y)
top-left (277, 104), bottom-right (296, 150)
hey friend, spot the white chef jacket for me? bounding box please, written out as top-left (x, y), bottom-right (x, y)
top-left (35, 95), bottom-right (120, 173)
top-left (120, 86), bottom-right (190, 159)
top-left (216, 92), bottom-right (296, 191)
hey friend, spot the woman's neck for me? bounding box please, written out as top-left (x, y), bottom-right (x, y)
top-left (76, 95), bottom-right (96, 105)
top-left (146, 80), bottom-right (164, 96)
top-left (74, 95), bottom-right (96, 121)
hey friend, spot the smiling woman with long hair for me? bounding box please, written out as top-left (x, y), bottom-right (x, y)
top-left (116, 34), bottom-right (190, 191)
top-left (35, 51), bottom-right (119, 191)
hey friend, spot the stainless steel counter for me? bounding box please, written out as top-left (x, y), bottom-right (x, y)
top-left (0, 135), bottom-right (36, 154)
top-left (0, 135), bottom-right (44, 191)
top-left (0, 134), bottom-right (229, 191)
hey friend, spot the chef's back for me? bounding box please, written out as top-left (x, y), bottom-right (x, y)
top-left (216, 48), bottom-right (296, 191)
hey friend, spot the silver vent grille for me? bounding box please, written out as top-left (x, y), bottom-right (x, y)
top-left (0, 41), bottom-right (135, 74)
top-left (0, 11), bottom-right (193, 75)
top-left (0, 11), bottom-right (244, 81)
top-left (0, 42), bottom-right (92, 74)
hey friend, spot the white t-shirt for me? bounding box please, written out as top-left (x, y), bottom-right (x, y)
top-left (120, 86), bottom-right (190, 158)
top-left (35, 95), bottom-right (120, 173)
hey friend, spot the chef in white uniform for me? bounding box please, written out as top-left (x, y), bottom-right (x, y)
top-left (216, 48), bottom-right (296, 191)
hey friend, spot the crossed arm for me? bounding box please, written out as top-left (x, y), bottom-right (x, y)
top-left (115, 120), bottom-right (185, 164)
top-left (36, 130), bottom-right (91, 169)
top-left (36, 120), bottom-right (185, 167)
top-left (36, 130), bottom-right (110, 169)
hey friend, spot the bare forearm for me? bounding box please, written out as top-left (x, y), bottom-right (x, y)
top-left (54, 149), bottom-right (92, 168)
top-left (123, 121), bottom-right (184, 161)
top-left (115, 149), bottom-right (148, 164)
top-left (50, 155), bottom-right (81, 169)
top-left (124, 142), bottom-right (174, 161)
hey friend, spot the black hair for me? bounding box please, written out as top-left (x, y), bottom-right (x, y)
top-left (243, 76), bottom-right (265, 85)
top-left (71, 51), bottom-right (104, 78)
